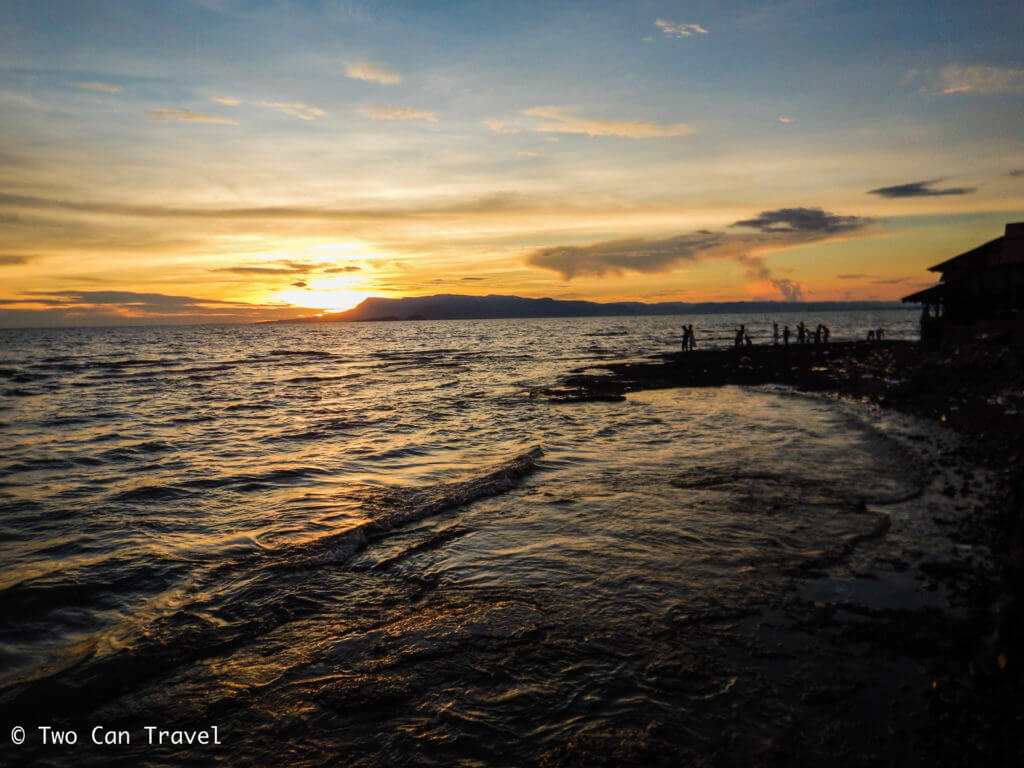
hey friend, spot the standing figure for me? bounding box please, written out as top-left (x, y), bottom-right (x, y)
top-left (783, 325), bottom-right (791, 345)
top-left (797, 322), bottom-right (806, 345)
top-left (822, 325), bottom-right (831, 344)
top-left (876, 327), bottom-right (884, 341)
top-left (735, 324), bottom-right (746, 348)
top-left (687, 324), bottom-right (696, 351)
top-left (681, 325), bottom-right (690, 352)
top-left (814, 325), bottom-right (822, 345)
top-left (867, 329), bottom-right (876, 342)
top-left (772, 322), bottom-right (779, 346)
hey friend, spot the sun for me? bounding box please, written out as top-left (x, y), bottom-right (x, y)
top-left (273, 287), bottom-right (370, 313)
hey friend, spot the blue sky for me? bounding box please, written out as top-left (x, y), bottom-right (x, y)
top-left (0, 0), bottom-right (1022, 323)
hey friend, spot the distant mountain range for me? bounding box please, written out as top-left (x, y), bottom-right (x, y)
top-left (268, 294), bottom-right (909, 323)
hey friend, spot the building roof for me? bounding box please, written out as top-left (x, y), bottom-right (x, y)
top-left (902, 222), bottom-right (1024, 304)
top-left (901, 284), bottom-right (945, 304)
top-left (927, 236), bottom-right (1003, 274)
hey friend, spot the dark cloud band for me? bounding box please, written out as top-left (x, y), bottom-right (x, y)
top-left (867, 179), bottom-right (976, 198)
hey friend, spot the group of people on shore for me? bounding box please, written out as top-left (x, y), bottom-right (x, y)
top-left (679, 321), bottom-right (886, 351)
top-left (770, 321), bottom-right (831, 347)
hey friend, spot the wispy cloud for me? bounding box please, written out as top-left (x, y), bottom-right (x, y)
top-left (0, 190), bottom-right (530, 221)
top-left (868, 179), bottom-right (976, 198)
top-left (521, 106), bottom-right (694, 138)
top-left (213, 259), bottom-right (318, 275)
top-left (517, 150), bottom-right (539, 157)
top-left (524, 207), bottom-right (870, 302)
top-left (147, 108), bottom-right (238, 125)
top-left (836, 273), bottom-right (869, 279)
top-left (0, 289), bottom-right (297, 326)
top-left (482, 119), bottom-right (520, 134)
top-left (357, 105), bottom-right (438, 123)
top-left (18, 290), bottom-right (256, 311)
top-left (210, 96), bottom-right (241, 106)
top-left (936, 64), bottom-right (1024, 95)
top-left (71, 81), bottom-right (122, 93)
top-left (778, 117), bottom-right (794, 123)
top-left (654, 19), bottom-right (709, 38)
top-left (259, 102), bottom-right (326, 120)
top-left (0, 254), bottom-right (33, 266)
top-left (345, 61), bottom-right (403, 85)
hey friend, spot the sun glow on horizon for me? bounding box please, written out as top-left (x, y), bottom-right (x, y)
top-left (273, 286), bottom-right (373, 312)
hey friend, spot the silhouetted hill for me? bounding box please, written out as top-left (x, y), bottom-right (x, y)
top-left (267, 294), bottom-right (908, 323)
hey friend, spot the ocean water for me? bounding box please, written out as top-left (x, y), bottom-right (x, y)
top-left (1, 309), bottom-right (948, 766)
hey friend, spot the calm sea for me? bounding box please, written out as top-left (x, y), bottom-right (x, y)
top-left (2, 309), bottom-right (951, 766)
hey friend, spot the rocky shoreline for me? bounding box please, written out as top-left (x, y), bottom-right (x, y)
top-left (539, 338), bottom-right (1024, 764)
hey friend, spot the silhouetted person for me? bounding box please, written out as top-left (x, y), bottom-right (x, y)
top-left (681, 325), bottom-right (690, 352)
top-left (687, 324), bottom-right (696, 351)
top-left (867, 329), bottom-right (875, 342)
top-left (822, 325), bottom-right (831, 343)
top-left (735, 324), bottom-right (746, 348)
top-left (783, 325), bottom-right (791, 345)
top-left (772, 322), bottom-right (779, 345)
top-left (814, 325), bottom-right (822, 345)
top-left (876, 327), bottom-right (884, 341)
top-left (744, 330), bottom-right (752, 347)
top-left (796, 322), bottom-right (806, 345)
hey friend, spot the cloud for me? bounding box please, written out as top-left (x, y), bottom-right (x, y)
top-left (357, 105), bottom-right (438, 123)
top-left (461, 276), bottom-right (484, 281)
top-left (739, 256), bottom-right (804, 301)
top-left (345, 61), bottom-right (403, 85)
top-left (18, 290), bottom-right (255, 312)
top-left (836, 273), bottom-right (869, 279)
top-left (0, 290), bottom-right (298, 326)
top-left (778, 117), bottom-right (794, 123)
top-left (211, 96), bottom-right (241, 106)
top-left (654, 19), bottom-right (709, 38)
top-left (733, 207), bottom-right (870, 233)
top-left (290, 280), bottom-right (307, 288)
top-left (0, 190), bottom-right (530, 221)
top-left (71, 81), bottom-right (122, 93)
top-left (323, 265), bottom-right (362, 273)
top-left (867, 179), bottom-right (976, 198)
top-left (524, 231), bottom-right (778, 284)
top-left (147, 108), bottom-right (238, 125)
top-left (521, 106), bottom-right (694, 138)
top-left (482, 119), bottom-right (519, 134)
top-left (936, 64), bottom-right (1024, 95)
top-left (0, 254), bottom-right (32, 266)
top-left (260, 102), bottom-right (326, 120)
top-left (871, 277), bottom-right (912, 285)
top-left (524, 207), bottom-right (871, 301)
top-left (517, 150), bottom-right (539, 157)
top-left (213, 260), bottom-right (318, 275)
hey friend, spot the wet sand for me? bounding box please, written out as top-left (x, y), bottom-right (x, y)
top-left (540, 339), bottom-right (1024, 764)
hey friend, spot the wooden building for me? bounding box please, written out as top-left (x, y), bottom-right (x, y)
top-left (902, 222), bottom-right (1024, 339)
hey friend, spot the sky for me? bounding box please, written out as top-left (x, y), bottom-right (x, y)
top-left (0, 0), bottom-right (1022, 326)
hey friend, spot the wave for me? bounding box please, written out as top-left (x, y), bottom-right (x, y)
top-left (0, 446), bottom-right (544, 716)
top-left (110, 465), bottom-right (334, 501)
top-left (279, 445), bottom-right (544, 567)
top-left (284, 373), bottom-right (362, 384)
top-left (267, 349), bottom-right (335, 357)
